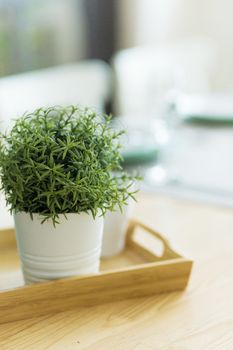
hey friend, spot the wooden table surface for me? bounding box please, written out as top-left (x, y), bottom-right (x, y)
top-left (0, 192), bottom-right (233, 350)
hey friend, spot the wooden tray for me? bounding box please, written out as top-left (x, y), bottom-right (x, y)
top-left (0, 220), bottom-right (193, 324)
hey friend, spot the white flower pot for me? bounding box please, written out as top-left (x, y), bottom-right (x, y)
top-left (14, 212), bottom-right (104, 284)
top-left (101, 201), bottom-right (135, 258)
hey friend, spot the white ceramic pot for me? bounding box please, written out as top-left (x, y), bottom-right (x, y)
top-left (14, 212), bottom-right (104, 284)
top-left (101, 201), bottom-right (135, 258)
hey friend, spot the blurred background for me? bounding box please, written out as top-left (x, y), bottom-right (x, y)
top-left (0, 0), bottom-right (233, 227)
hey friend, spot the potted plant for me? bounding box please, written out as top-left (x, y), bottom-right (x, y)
top-left (0, 106), bottom-right (137, 284)
top-left (101, 197), bottom-right (135, 258)
top-left (101, 177), bottom-right (137, 258)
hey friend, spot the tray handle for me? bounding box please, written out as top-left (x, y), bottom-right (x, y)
top-left (126, 220), bottom-right (182, 261)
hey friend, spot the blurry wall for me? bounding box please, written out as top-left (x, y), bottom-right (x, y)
top-left (84, 0), bottom-right (116, 62)
top-left (0, 0), bottom-right (87, 76)
top-left (0, 0), bottom-right (116, 75)
top-left (117, 0), bottom-right (233, 91)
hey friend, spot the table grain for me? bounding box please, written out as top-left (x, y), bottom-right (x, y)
top-left (0, 192), bottom-right (233, 350)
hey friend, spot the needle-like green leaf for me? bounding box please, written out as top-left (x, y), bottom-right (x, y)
top-left (0, 105), bottom-right (141, 225)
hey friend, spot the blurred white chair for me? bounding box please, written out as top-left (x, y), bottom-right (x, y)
top-left (113, 39), bottom-right (216, 119)
top-left (0, 60), bottom-right (112, 229)
top-left (0, 60), bottom-right (112, 132)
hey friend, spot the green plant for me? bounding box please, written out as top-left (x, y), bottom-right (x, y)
top-left (0, 106), bottom-right (139, 225)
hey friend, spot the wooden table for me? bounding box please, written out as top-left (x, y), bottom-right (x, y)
top-left (0, 193), bottom-right (233, 350)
